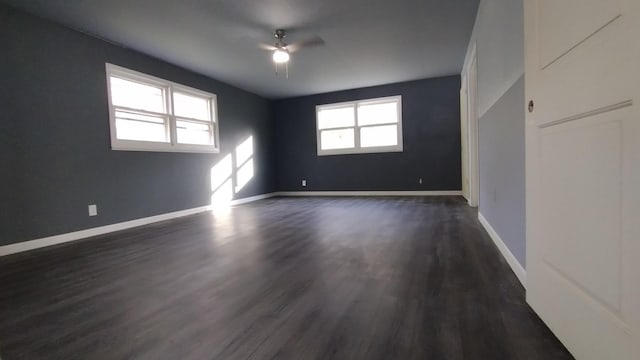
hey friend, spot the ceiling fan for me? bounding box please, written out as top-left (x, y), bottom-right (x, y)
top-left (259, 29), bottom-right (324, 78)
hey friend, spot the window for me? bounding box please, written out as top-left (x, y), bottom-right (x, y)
top-left (106, 63), bottom-right (219, 153)
top-left (316, 96), bottom-right (402, 155)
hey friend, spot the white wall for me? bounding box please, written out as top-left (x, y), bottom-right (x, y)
top-left (463, 0), bottom-right (526, 269)
top-left (464, 0), bottom-right (524, 118)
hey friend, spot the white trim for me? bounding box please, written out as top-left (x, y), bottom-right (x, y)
top-left (0, 206), bottom-right (209, 256)
top-left (110, 141), bottom-right (220, 153)
top-left (461, 42), bottom-right (479, 208)
top-left (0, 193), bottom-right (278, 257)
top-left (316, 95), bottom-right (403, 156)
top-left (275, 191), bottom-right (463, 197)
top-left (478, 212), bottom-right (527, 287)
top-left (230, 192), bottom-right (276, 205)
top-left (460, 79), bottom-right (470, 202)
top-left (105, 63), bottom-right (220, 154)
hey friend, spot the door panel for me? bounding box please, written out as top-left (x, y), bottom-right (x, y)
top-left (538, 0), bottom-right (621, 68)
top-left (534, 6), bottom-right (631, 129)
top-left (525, 0), bottom-right (639, 358)
top-left (539, 110), bottom-right (623, 311)
top-left (531, 263), bottom-right (634, 360)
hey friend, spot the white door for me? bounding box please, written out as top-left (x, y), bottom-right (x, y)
top-left (460, 82), bottom-right (470, 201)
top-left (525, 0), bottom-right (640, 359)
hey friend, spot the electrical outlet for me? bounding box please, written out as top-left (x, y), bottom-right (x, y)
top-left (302, 179), bottom-right (307, 187)
top-left (418, 178), bottom-right (423, 184)
top-left (88, 204), bottom-right (98, 217)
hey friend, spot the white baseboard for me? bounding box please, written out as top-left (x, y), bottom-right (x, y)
top-left (0, 206), bottom-right (210, 256)
top-left (478, 212), bottom-right (527, 287)
top-left (0, 192), bottom-right (278, 257)
top-left (275, 190), bottom-right (463, 197)
top-left (230, 192), bottom-right (277, 205)
top-left (1, 191), bottom-right (460, 256)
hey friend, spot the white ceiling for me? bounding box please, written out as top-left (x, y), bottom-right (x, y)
top-left (3, 0), bottom-right (479, 99)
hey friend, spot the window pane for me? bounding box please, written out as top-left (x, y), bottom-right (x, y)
top-left (357, 101), bottom-right (398, 126)
top-left (176, 120), bottom-right (213, 145)
top-left (110, 77), bottom-right (165, 113)
top-left (320, 128), bottom-right (355, 150)
top-left (173, 92), bottom-right (211, 121)
top-left (360, 124), bottom-right (398, 148)
top-left (115, 110), bottom-right (168, 142)
top-left (317, 106), bottom-right (355, 130)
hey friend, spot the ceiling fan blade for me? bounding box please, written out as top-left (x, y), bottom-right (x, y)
top-left (287, 36), bottom-right (325, 53)
top-left (258, 43), bottom-right (278, 51)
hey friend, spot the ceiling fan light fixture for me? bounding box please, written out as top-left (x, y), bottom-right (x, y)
top-left (272, 49), bottom-right (290, 64)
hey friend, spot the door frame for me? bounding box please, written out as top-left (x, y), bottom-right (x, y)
top-left (460, 76), bottom-right (470, 201)
top-left (461, 43), bottom-right (479, 207)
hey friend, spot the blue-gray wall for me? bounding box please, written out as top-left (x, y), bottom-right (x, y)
top-left (478, 76), bottom-right (526, 266)
top-left (0, 5), bottom-right (275, 246)
top-left (272, 76), bottom-right (462, 191)
top-left (463, 0), bottom-right (526, 267)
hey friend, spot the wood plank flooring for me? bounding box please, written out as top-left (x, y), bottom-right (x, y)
top-left (0, 196), bottom-right (573, 359)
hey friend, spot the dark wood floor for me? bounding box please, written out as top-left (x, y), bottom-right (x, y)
top-left (0, 196), bottom-right (572, 360)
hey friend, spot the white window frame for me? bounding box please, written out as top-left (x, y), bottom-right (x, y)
top-left (105, 63), bottom-right (220, 153)
top-left (316, 95), bottom-right (403, 156)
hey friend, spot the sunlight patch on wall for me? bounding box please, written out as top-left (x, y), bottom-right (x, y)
top-left (235, 136), bottom-right (253, 167)
top-left (209, 135), bottom-right (256, 209)
top-left (211, 154), bottom-right (233, 209)
top-left (211, 178), bottom-right (233, 211)
top-left (234, 136), bottom-right (254, 193)
top-left (236, 159), bottom-right (254, 193)
top-left (211, 154), bottom-right (232, 191)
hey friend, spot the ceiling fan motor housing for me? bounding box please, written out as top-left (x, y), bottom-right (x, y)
top-left (274, 29), bottom-right (287, 49)
top-left (274, 29), bottom-right (287, 40)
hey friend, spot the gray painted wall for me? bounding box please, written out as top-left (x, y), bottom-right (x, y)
top-left (463, 0), bottom-right (526, 267)
top-left (272, 77), bottom-right (462, 191)
top-left (478, 76), bottom-right (526, 266)
top-left (0, 5), bottom-right (275, 246)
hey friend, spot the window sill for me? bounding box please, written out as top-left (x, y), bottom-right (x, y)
top-left (111, 140), bottom-right (220, 154)
top-left (317, 146), bottom-right (403, 156)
